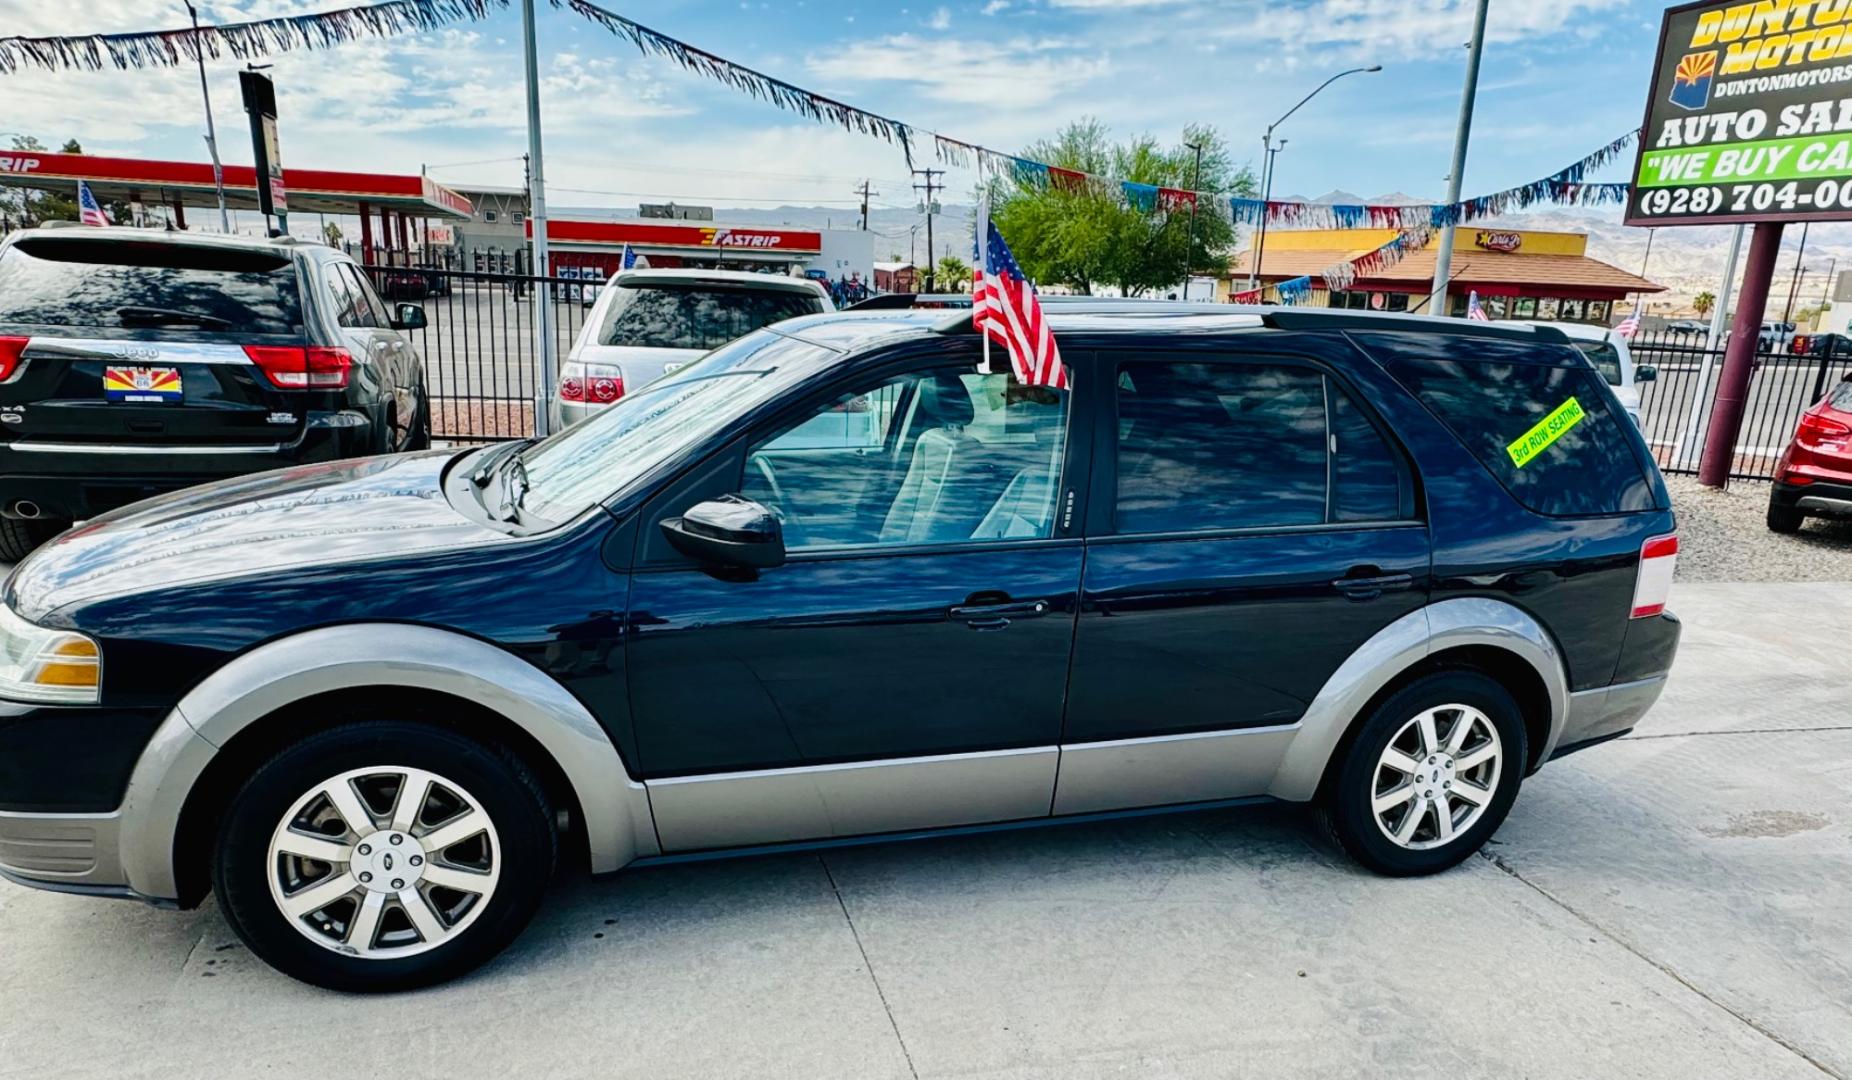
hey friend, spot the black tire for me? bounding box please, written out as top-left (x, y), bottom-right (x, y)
top-left (1317, 670), bottom-right (1527, 876)
top-left (408, 392), bottom-right (433, 451)
top-left (0, 517), bottom-right (64, 563)
top-left (212, 721), bottom-right (556, 993)
top-left (1767, 500), bottom-right (1805, 534)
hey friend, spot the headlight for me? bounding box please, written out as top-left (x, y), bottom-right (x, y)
top-left (0, 605), bottom-right (101, 704)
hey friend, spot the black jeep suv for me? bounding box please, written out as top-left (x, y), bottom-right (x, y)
top-left (0, 225), bottom-right (431, 560)
top-left (0, 305), bottom-right (1679, 991)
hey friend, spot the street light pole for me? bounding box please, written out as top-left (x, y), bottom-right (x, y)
top-left (1246, 64), bottom-right (1381, 292)
top-left (183, 1), bottom-right (231, 232)
top-left (1781, 221), bottom-right (1811, 323)
top-left (1429, 0), bottom-right (1491, 315)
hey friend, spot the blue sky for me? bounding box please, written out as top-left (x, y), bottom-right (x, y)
top-left (2, 0), bottom-right (1673, 212)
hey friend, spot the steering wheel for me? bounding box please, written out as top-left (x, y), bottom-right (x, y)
top-left (752, 455), bottom-right (810, 548)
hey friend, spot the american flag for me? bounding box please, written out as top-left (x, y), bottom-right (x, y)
top-left (620, 243), bottom-right (638, 270)
top-left (972, 221), bottom-right (1066, 389)
top-left (1616, 300), bottom-right (1642, 338)
top-left (1466, 290), bottom-right (1490, 322)
top-left (77, 181), bottom-right (110, 227)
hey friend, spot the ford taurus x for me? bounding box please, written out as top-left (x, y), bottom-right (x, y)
top-left (0, 306), bottom-right (1680, 991)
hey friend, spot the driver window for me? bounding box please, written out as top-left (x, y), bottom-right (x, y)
top-left (743, 365), bottom-right (1069, 550)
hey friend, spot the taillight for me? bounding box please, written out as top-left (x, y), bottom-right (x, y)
top-left (1631, 534), bottom-right (1677, 619)
top-left (1796, 410), bottom-right (1852, 448)
top-left (0, 335), bottom-right (27, 382)
top-left (243, 345), bottom-right (353, 389)
top-left (558, 361), bottom-right (623, 407)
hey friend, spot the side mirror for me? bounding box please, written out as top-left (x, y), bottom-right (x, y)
top-left (1635, 364), bottom-right (1657, 383)
top-left (660, 495), bottom-right (785, 569)
top-left (393, 303), bottom-right (427, 331)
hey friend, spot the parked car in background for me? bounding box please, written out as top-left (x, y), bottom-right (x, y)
top-left (1664, 319), bottom-right (1706, 335)
top-left (550, 268), bottom-right (832, 429)
top-left (846, 293), bottom-right (975, 310)
top-left (1767, 375), bottom-right (1852, 533)
top-left (0, 225), bottom-right (432, 561)
top-left (1510, 320), bottom-right (1655, 427)
top-left (0, 305), bottom-right (1678, 991)
top-left (1761, 321), bottom-right (1797, 352)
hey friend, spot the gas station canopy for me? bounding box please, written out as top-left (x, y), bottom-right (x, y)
top-left (0, 151), bottom-right (473, 219)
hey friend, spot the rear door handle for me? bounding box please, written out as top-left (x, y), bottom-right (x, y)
top-left (949, 598), bottom-right (1050, 630)
top-left (1330, 573), bottom-right (1414, 601)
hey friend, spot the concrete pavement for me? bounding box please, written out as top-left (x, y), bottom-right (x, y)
top-left (0, 582), bottom-right (1847, 1079)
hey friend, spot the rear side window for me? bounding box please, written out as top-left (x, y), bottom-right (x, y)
top-left (1828, 379), bottom-right (1852, 411)
top-left (598, 283), bottom-right (823, 350)
top-left (1573, 340), bottom-right (1624, 386)
top-left (0, 237), bottom-right (302, 334)
top-left (1114, 360), bottom-right (1410, 534)
top-left (1366, 337), bottom-right (1653, 517)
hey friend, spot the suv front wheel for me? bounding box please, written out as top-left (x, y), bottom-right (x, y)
top-left (212, 721), bottom-right (556, 992)
top-left (1319, 671), bottom-right (1527, 876)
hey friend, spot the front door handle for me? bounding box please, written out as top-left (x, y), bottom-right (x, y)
top-left (1330, 572), bottom-right (1414, 602)
top-left (949, 598), bottom-right (1050, 630)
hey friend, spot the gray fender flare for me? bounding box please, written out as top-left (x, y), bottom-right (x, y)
top-left (1266, 597), bottom-right (1570, 802)
top-left (117, 624), bottom-right (658, 900)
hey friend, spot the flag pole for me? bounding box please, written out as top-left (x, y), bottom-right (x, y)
top-left (976, 160), bottom-right (995, 375)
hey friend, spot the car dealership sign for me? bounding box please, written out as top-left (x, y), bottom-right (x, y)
top-left (1629, 0), bottom-right (1852, 225)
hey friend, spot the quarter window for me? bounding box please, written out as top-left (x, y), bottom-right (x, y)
top-left (1114, 360), bottom-right (1410, 534)
top-left (743, 365), bottom-right (1069, 549)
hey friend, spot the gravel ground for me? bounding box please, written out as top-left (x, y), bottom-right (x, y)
top-left (1666, 473), bottom-right (1852, 581)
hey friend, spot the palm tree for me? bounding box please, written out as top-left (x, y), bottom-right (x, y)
top-left (1694, 291), bottom-right (1715, 318)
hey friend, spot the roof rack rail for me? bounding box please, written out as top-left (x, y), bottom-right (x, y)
top-left (1257, 308), bottom-right (1571, 344)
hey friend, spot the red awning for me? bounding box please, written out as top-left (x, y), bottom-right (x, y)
top-left (0, 151), bottom-right (472, 219)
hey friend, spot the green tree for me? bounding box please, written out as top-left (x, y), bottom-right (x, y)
top-left (1693, 291), bottom-right (1715, 318)
top-left (936, 254), bottom-right (971, 291)
top-left (988, 119), bottom-right (1255, 296)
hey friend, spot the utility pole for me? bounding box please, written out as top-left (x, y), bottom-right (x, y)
top-left (855, 181), bottom-right (877, 231)
top-left (1679, 223), bottom-right (1745, 471)
top-left (1781, 221), bottom-right (1811, 323)
top-left (913, 168), bottom-right (943, 291)
top-left (1184, 140), bottom-right (1204, 299)
top-left (1251, 139), bottom-right (1285, 289)
top-left (183, 1), bottom-right (230, 232)
top-left (520, 0), bottom-right (556, 438)
top-left (1429, 0), bottom-right (1490, 315)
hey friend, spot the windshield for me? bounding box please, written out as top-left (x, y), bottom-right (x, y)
top-left (597, 281), bottom-right (824, 350)
top-left (518, 330), bottom-right (835, 521)
top-left (1573, 340), bottom-right (1625, 386)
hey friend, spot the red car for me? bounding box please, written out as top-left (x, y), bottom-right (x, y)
top-left (1768, 376), bottom-right (1852, 532)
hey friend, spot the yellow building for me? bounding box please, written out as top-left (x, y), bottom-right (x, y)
top-left (1225, 227), bottom-right (1664, 322)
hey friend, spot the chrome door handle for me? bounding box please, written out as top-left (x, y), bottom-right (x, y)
top-left (949, 599), bottom-right (1049, 630)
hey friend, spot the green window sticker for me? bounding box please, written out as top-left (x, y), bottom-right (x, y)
top-left (1506, 396), bottom-right (1584, 469)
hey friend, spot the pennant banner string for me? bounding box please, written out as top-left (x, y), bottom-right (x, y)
top-left (0, 0), bottom-right (504, 75)
top-left (3, 0), bottom-right (1637, 232)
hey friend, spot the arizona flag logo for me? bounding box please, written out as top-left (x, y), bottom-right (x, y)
top-left (1670, 51), bottom-right (1716, 111)
top-left (104, 366), bottom-right (181, 403)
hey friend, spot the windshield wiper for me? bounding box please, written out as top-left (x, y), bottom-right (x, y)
top-left (116, 305), bottom-right (234, 329)
top-left (469, 438), bottom-right (536, 488)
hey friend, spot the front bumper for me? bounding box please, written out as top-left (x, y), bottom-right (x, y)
top-left (0, 410), bottom-right (375, 521)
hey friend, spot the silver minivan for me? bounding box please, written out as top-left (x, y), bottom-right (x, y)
top-left (550, 268), bottom-right (833, 429)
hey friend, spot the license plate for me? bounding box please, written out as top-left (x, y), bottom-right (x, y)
top-left (104, 365), bottom-right (183, 404)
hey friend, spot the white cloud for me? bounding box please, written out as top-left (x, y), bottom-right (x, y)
top-left (982, 0), bottom-right (1011, 12)
top-left (807, 34), bottom-right (1107, 107)
top-left (926, 6), bottom-right (951, 29)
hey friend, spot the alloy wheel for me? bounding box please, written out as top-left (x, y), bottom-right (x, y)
top-left (1370, 704), bottom-right (1503, 850)
top-left (265, 766), bottom-right (501, 959)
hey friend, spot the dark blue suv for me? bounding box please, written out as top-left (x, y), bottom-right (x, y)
top-left (0, 305), bottom-right (1680, 990)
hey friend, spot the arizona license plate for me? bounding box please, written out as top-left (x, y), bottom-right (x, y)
top-left (104, 365), bottom-right (183, 404)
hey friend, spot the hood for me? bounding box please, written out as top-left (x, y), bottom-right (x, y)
top-left (6, 450), bottom-right (513, 619)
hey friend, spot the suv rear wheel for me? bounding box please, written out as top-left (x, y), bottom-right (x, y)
top-left (212, 721), bottom-right (556, 992)
top-left (0, 517), bottom-right (62, 563)
top-left (1319, 671), bottom-right (1527, 876)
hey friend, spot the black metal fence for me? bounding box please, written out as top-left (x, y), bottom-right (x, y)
top-left (358, 263), bottom-right (604, 443)
top-left (1629, 328), bottom-right (1849, 482)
